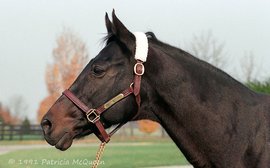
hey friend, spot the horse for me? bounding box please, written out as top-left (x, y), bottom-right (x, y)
top-left (41, 11), bottom-right (270, 168)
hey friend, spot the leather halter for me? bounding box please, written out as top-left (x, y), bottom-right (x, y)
top-left (62, 60), bottom-right (145, 143)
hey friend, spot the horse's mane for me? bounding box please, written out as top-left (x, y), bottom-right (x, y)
top-left (145, 32), bottom-right (255, 94)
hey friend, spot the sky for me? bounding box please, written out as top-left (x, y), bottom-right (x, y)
top-left (0, 0), bottom-right (270, 123)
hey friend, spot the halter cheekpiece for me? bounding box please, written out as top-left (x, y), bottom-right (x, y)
top-left (62, 32), bottom-right (148, 143)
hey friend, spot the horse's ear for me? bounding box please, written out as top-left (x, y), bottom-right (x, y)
top-left (105, 12), bottom-right (113, 34)
top-left (112, 10), bottom-right (135, 54)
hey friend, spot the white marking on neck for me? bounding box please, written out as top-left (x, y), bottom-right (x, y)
top-left (133, 32), bottom-right (148, 62)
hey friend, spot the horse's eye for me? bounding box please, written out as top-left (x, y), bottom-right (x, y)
top-left (92, 66), bottom-right (105, 77)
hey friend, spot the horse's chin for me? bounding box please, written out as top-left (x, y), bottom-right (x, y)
top-left (54, 133), bottom-right (74, 151)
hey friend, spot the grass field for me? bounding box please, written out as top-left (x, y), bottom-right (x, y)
top-left (0, 142), bottom-right (189, 168)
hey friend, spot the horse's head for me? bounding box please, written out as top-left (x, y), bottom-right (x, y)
top-left (41, 11), bottom-right (148, 150)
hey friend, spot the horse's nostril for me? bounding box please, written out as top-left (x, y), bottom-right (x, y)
top-left (41, 119), bottom-right (52, 135)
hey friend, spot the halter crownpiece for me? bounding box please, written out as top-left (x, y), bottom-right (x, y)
top-left (133, 32), bottom-right (148, 62)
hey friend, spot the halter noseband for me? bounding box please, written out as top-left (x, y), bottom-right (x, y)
top-left (62, 32), bottom-right (148, 143)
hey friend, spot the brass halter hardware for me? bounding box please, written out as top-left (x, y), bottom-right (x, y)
top-left (134, 62), bottom-right (145, 76)
top-left (86, 109), bottom-right (100, 123)
top-left (104, 93), bottom-right (124, 109)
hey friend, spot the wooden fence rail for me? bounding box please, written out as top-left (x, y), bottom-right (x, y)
top-left (0, 124), bottom-right (43, 140)
top-left (0, 122), bottom-right (167, 141)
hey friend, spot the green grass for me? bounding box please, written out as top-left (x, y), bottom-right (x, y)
top-left (0, 142), bottom-right (189, 168)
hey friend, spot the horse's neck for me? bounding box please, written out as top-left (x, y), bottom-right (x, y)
top-left (142, 44), bottom-right (262, 167)
top-left (142, 47), bottom-right (213, 166)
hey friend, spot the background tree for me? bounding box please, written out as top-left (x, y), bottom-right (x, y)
top-left (240, 51), bottom-right (261, 82)
top-left (8, 95), bottom-right (28, 120)
top-left (37, 29), bottom-right (89, 122)
top-left (22, 117), bottom-right (31, 134)
top-left (0, 115), bottom-right (3, 124)
top-left (0, 102), bottom-right (20, 124)
top-left (188, 30), bottom-right (227, 69)
top-left (138, 120), bottom-right (159, 134)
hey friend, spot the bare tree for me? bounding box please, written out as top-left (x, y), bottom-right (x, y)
top-left (188, 30), bottom-right (227, 69)
top-left (9, 95), bottom-right (28, 119)
top-left (240, 51), bottom-right (260, 82)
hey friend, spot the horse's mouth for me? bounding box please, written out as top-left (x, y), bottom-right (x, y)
top-left (52, 129), bottom-right (94, 151)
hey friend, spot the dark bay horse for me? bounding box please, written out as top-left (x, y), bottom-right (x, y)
top-left (41, 11), bottom-right (270, 168)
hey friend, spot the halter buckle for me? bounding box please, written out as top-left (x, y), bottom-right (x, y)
top-left (134, 62), bottom-right (145, 76)
top-left (86, 109), bottom-right (100, 123)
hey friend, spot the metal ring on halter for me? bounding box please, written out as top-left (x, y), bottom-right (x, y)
top-left (86, 109), bottom-right (100, 123)
top-left (134, 62), bottom-right (145, 76)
